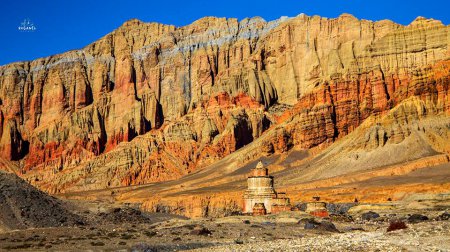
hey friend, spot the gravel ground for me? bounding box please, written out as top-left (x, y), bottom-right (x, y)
top-left (189, 221), bottom-right (450, 252)
top-left (1, 195), bottom-right (449, 252)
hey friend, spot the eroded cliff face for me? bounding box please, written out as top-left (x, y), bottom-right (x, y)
top-left (0, 14), bottom-right (449, 193)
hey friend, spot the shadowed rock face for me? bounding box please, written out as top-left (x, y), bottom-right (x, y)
top-left (0, 14), bottom-right (449, 193)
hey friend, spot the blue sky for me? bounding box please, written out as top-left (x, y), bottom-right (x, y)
top-left (1, 0), bottom-right (449, 66)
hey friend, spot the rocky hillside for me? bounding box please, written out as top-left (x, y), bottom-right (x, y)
top-left (0, 13), bottom-right (449, 193)
top-left (0, 171), bottom-right (81, 231)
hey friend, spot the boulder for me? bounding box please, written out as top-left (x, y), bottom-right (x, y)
top-left (407, 214), bottom-right (429, 223)
top-left (361, 211), bottom-right (380, 221)
top-left (189, 226), bottom-right (212, 236)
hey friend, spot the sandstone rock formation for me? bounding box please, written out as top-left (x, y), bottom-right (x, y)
top-left (0, 13), bottom-right (449, 194)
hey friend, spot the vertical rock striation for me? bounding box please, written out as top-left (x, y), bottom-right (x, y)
top-left (0, 14), bottom-right (449, 193)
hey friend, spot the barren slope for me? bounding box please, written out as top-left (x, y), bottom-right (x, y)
top-left (0, 171), bottom-right (81, 231)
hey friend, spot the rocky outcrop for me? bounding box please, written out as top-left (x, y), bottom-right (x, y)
top-left (141, 192), bottom-right (243, 218)
top-left (0, 14), bottom-right (449, 193)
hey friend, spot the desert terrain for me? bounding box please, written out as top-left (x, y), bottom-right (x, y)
top-left (1, 199), bottom-right (449, 251)
top-left (0, 11), bottom-right (449, 251)
top-left (1, 169), bottom-right (450, 251)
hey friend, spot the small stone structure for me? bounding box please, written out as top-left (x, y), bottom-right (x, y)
top-left (243, 161), bottom-right (291, 214)
top-left (305, 196), bottom-right (329, 217)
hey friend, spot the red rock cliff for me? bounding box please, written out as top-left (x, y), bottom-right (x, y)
top-left (0, 14), bottom-right (449, 193)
